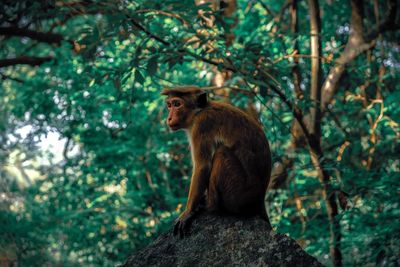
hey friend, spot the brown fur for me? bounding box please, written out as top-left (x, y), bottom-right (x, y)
top-left (163, 86), bottom-right (272, 237)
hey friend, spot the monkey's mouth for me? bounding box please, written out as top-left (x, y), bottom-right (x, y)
top-left (169, 125), bottom-right (180, 131)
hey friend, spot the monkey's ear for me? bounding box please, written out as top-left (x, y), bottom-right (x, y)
top-left (197, 92), bottom-right (208, 108)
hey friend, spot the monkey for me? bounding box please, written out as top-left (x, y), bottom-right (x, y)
top-left (162, 86), bottom-right (272, 237)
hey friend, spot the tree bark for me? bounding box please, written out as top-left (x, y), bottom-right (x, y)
top-left (321, 0), bottom-right (398, 113)
top-left (308, 0), bottom-right (342, 266)
top-left (290, 0), bottom-right (303, 100)
top-left (308, 0), bottom-right (323, 136)
top-left (0, 56), bottom-right (53, 68)
top-left (0, 26), bottom-right (64, 44)
top-left (269, 0), bottom-right (302, 189)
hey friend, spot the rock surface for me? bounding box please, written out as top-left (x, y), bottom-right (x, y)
top-left (120, 214), bottom-right (323, 267)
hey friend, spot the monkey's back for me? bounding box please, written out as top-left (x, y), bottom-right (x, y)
top-left (194, 101), bottom-right (272, 184)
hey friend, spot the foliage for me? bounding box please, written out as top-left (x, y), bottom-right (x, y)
top-left (0, 0), bottom-right (399, 266)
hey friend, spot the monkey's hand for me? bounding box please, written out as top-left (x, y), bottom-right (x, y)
top-left (173, 210), bottom-right (195, 238)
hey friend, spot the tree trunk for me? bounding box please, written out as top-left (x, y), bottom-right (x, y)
top-left (308, 0), bottom-right (342, 266)
top-left (308, 0), bottom-right (323, 136)
top-left (269, 0), bottom-right (302, 189)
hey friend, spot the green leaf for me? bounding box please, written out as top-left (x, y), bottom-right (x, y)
top-left (134, 69), bottom-right (145, 84)
top-left (146, 56), bottom-right (159, 76)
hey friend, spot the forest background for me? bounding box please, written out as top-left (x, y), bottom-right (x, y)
top-left (0, 0), bottom-right (399, 266)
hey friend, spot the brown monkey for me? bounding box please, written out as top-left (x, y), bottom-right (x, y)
top-left (162, 86), bottom-right (272, 237)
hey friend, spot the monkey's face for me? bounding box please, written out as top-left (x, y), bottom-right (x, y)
top-left (166, 96), bottom-right (191, 131)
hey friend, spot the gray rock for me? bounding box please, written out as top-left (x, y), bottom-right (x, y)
top-left (120, 214), bottom-right (323, 267)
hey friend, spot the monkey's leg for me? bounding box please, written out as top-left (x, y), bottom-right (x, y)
top-left (206, 146), bottom-right (226, 213)
top-left (207, 146), bottom-right (265, 215)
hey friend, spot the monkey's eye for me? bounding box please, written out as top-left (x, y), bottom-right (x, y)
top-left (167, 102), bottom-right (172, 109)
top-left (173, 101), bottom-right (182, 108)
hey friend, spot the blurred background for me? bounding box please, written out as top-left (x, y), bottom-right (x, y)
top-left (0, 0), bottom-right (399, 266)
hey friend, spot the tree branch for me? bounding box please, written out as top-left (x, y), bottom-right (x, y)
top-left (309, 1), bottom-right (342, 265)
top-left (126, 14), bottom-right (242, 74)
top-left (257, 0), bottom-right (291, 22)
top-left (0, 26), bottom-right (65, 44)
top-left (320, 0), bottom-right (398, 112)
top-left (366, 0), bottom-right (398, 41)
top-left (269, 0), bottom-right (303, 190)
top-left (308, 0), bottom-right (323, 137)
top-left (290, 0), bottom-right (303, 99)
top-left (0, 56), bottom-right (53, 68)
top-left (0, 72), bottom-right (24, 83)
top-left (129, 18), bottom-right (171, 46)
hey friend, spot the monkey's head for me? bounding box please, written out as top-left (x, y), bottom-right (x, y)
top-left (161, 86), bottom-right (208, 131)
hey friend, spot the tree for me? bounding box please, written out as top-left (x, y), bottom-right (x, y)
top-left (1, 0), bottom-right (399, 266)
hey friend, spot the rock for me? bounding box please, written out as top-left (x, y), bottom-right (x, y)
top-left (120, 214), bottom-right (323, 267)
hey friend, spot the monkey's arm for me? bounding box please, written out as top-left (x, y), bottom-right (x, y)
top-left (174, 135), bottom-right (213, 237)
top-left (186, 163), bottom-right (211, 211)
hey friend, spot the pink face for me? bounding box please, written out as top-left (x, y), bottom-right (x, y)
top-left (166, 97), bottom-right (185, 131)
